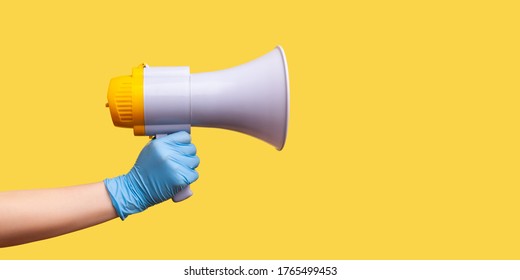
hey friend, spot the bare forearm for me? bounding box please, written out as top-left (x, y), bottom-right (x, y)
top-left (0, 182), bottom-right (117, 247)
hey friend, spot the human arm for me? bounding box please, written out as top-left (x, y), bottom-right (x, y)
top-left (0, 131), bottom-right (199, 247)
top-left (0, 182), bottom-right (116, 247)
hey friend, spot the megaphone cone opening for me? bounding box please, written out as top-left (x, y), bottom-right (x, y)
top-left (190, 46), bottom-right (290, 151)
top-left (274, 45), bottom-right (290, 151)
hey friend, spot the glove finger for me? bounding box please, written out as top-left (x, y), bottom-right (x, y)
top-left (183, 168), bottom-right (199, 184)
top-left (181, 155), bottom-right (200, 169)
top-left (168, 154), bottom-right (200, 169)
top-left (161, 131), bottom-right (191, 144)
top-left (171, 161), bottom-right (200, 184)
top-left (172, 143), bottom-right (197, 156)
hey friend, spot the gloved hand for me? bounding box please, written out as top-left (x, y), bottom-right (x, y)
top-left (104, 131), bottom-right (200, 220)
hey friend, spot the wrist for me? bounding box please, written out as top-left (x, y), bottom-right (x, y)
top-left (104, 175), bottom-right (147, 220)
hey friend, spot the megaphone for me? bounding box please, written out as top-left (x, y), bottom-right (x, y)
top-left (106, 46), bottom-right (290, 202)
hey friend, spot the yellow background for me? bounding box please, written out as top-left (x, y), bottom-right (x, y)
top-left (0, 0), bottom-right (519, 259)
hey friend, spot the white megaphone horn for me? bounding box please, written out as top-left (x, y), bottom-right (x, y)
top-left (106, 46), bottom-right (290, 202)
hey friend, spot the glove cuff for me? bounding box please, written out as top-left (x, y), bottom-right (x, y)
top-left (104, 176), bottom-right (146, 220)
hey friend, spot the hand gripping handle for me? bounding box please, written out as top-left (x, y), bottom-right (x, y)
top-left (155, 134), bottom-right (193, 203)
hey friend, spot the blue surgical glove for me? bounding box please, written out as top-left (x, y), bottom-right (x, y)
top-left (104, 131), bottom-right (200, 220)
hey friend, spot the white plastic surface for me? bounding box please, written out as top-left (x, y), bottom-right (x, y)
top-left (143, 66), bottom-right (191, 135)
top-left (142, 46), bottom-right (289, 150)
top-left (190, 46), bottom-right (289, 150)
top-left (172, 186), bottom-right (193, 203)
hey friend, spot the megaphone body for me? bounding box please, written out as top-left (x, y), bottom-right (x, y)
top-left (106, 46), bottom-right (290, 202)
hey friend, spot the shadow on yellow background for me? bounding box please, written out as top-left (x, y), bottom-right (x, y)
top-left (0, 0), bottom-right (519, 259)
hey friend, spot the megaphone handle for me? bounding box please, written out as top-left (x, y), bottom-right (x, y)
top-left (173, 186), bottom-right (193, 202)
top-left (155, 134), bottom-right (194, 203)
